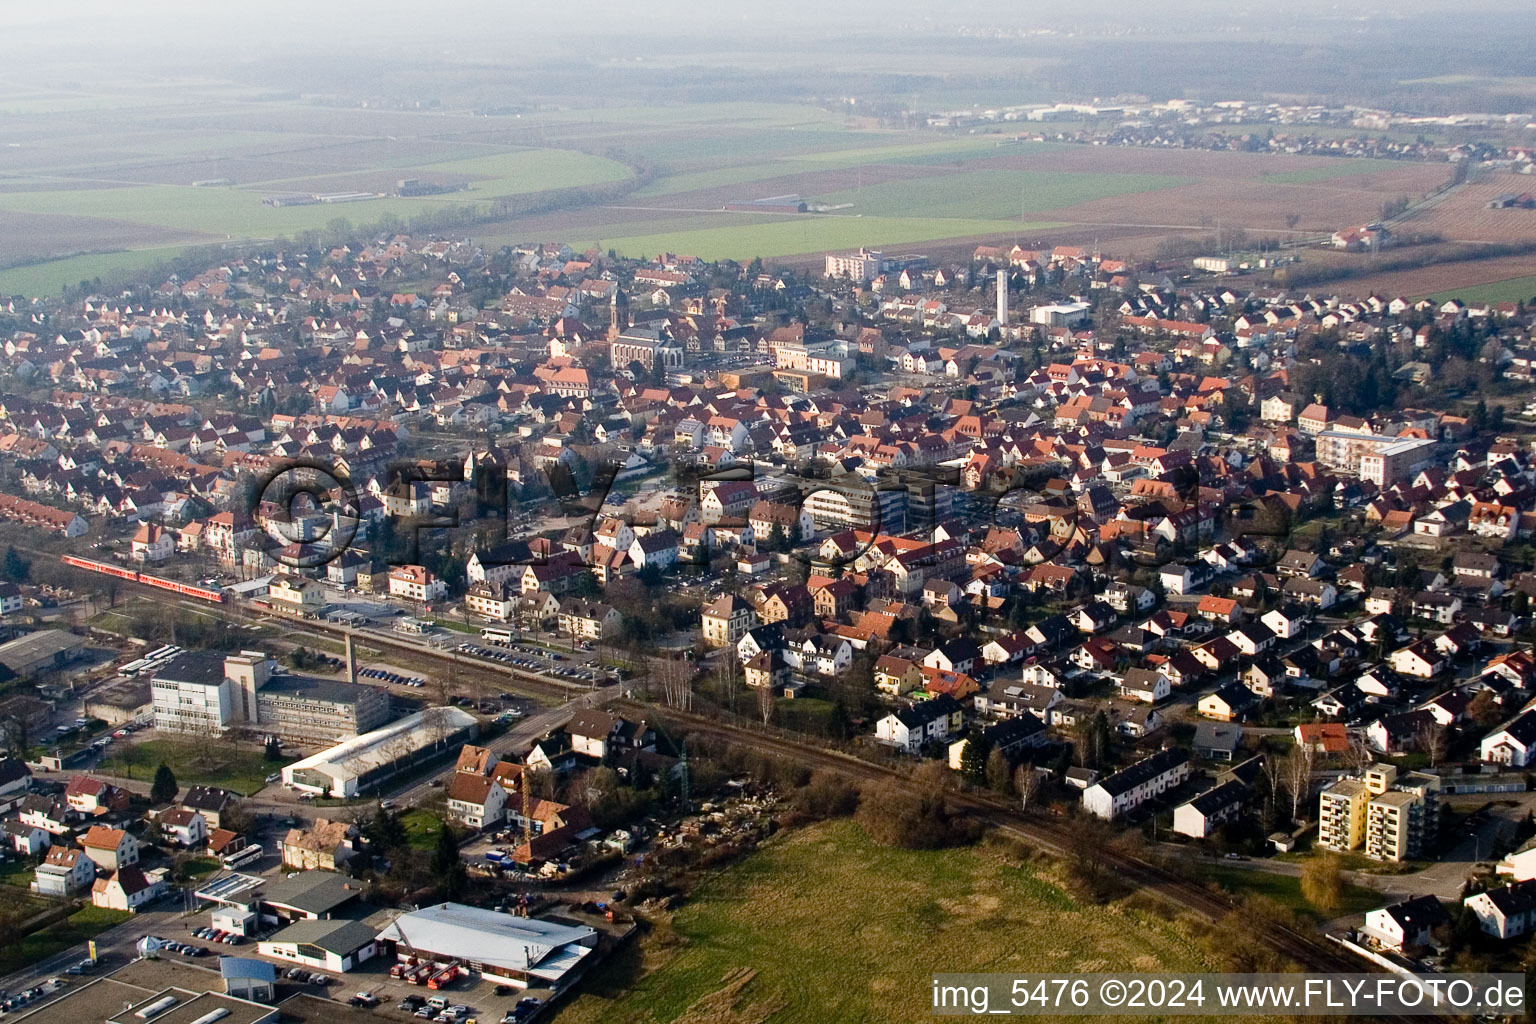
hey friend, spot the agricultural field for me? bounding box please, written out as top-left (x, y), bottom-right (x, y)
top-left (1427, 273), bottom-right (1536, 305)
top-left (549, 821), bottom-right (1231, 1024)
top-left (1397, 173), bottom-right (1536, 245)
top-left (1329, 252), bottom-right (1536, 303)
top-left (0, 84), bottom-right (1471, 294)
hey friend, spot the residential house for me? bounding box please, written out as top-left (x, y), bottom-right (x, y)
top-left (91, 865), bottom-right (165, 913)
top-left (874, 695), bottom-right (964, 753)
top-left (1081, 747), bottom-right (1191, 819)
top-left (78, 825), bottom-right (139, 872)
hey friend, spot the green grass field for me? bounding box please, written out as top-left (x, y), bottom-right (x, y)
top-left (400, 808), bottom-right (446, 851)
top-left (100, 738), bottom-right (273, 796)
top-left (0, 149), bottom-right (630, 237)
top-left (1427, 273), bottom-right (1536, 305)
top-left (816, 168), bottom-right (1191, 220)
top-left (575, 215), bottom-right (1062, 262)
top-left (550, 821), bottom-right (1222, 1024)
top-left (0, 247), bottom-right (194, 298)
top-left (1203, 866), bottom-right (1381, 923)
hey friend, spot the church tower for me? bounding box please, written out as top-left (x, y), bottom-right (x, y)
top-left (607, 288), bottom-right (628, 343)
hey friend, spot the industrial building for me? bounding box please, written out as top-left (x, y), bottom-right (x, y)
top-left (375, 903), bottom-right (598, 990)
top-left (150, 650), bottom-right (390, 742)
top-left (281, 707), bottom-right (478, 798)
top-left (0, 629), bottom-right (85, 678)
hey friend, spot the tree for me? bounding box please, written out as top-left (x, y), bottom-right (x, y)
top-left (430, 822), bottom-right (468, 900)
top-left (264, 736), bottom-right (284, 762)
top-left (1468, 690), bottom-right (1502, 729)
top-left (150, 763), bottom-right (179, 805)
top-left (757, 678), bottom-right (776, 727)
top-left (986, 747), bottom-right (1013, 795)
top-left (1015, 763), bottom-right (1041, 812)
top-left (1065, 815), bottom-right (1117, 901)
top-left (1282, 741), bottom-right (1316, 824)
top-left (2, 547), bottom-right (29, 583)
top-left (959, 735), bottom-right (991, 787)
top-left (1417, 719), bottom-right (1449, 767)
top-left (1075, 711), bottom-right (1112, 769)
top-left (1300, 854), bottom-right (1343, 915)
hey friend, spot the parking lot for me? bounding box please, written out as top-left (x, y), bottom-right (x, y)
top-left (451, 641), bottom-right (607, 685)
top-left (294, 955), bottom-right (557, 1024)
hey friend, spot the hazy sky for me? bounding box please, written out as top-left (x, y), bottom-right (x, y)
top-left (6, 0), bottom-right (1531, 54)
top-left (3, 0), bottom-right (1532, 106)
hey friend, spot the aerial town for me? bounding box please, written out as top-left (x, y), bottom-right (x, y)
top-left (1, 2), bottom-right (1536, 1022)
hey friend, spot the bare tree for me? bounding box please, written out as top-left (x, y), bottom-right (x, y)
top-left (1342, 735), bottom-right (1376, 776)
top-left (757, 677), bottom-right (775, 727)
top-left (715, 655), bottom-right (742, 715)
top-left (656, 654), bottom-right (693, 712)
top-left (1416, 719), bottom-right (1449, 767)
top-left (1283, 741), bottom-right (1316, 823)
top-left (1014, 762), bottom-right (1041, 812)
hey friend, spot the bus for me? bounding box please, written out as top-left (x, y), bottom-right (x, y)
top-left (479, 627), bottom-right (515, 647)
top-left (220, 844), bottom-right (263, 870)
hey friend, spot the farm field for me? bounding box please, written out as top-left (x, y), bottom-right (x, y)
top-left (1327, 252), bottom-right (1536, 302)
top-left (1398, 174), bottom-right (1536, 244)
top-left (1427, 273), bottom-right (1536, 304)
top-left (549, 820), bottom-right (1231, 1024)
top-left (571, 216), bottom-right (1065, 263)
top-left (0, 148), bottom-right (630, 236)
top-left (0, 85), bottom-right (1472, 292)
top-left (0, 246), bottom-right (196, 298)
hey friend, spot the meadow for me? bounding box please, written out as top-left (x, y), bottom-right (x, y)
top-left (814, 168), bottom-right (1192, 220)
top-left (549, 820), bottom-right (1225, 1024)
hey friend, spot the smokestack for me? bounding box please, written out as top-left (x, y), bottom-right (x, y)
top-left (996, 268), bottom-right (1008, 327)
top-left (345, 633), bottom-right (356, 684)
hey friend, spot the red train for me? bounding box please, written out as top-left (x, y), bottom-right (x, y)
top-left (60, 555), bottom-right (226, 603)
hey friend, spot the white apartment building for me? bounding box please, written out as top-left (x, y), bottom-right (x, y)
top-left (1081, 747), bottom-right (1191, 820)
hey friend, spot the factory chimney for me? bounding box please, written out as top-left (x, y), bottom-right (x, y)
top-left (996, 268), bottom-right (1009, 326)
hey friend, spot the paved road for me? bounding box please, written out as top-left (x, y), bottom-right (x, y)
top-left (0, 897), bottom-right (189, 999)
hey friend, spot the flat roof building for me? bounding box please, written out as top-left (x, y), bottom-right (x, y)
top-left (150, 650), bottom-right (391, 743)
top-left (0, 629), bottom-right (85, 677)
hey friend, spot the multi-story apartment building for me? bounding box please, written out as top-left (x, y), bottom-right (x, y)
top-left (1081, 747), bottom-right (1191, 820)
top-left (1313, 430), bottom-right (1436, 485)
top-left (823, 248), bottom-right (884, 282)
top-left (1318, 778), bottom-right (1371, 852)
top-left (1318, 763), bottom-right (1439, 862)
top-left (701, 593), bottom-right (756, 648)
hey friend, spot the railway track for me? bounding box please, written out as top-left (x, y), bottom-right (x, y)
top-left (69, 566), bottom-right (1444, 1019)
top-left (83, 566), bottom-right (594, 706)
top-left (638, 703), bottom-right (1450, 1012)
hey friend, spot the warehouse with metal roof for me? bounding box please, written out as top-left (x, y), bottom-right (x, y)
top-left (375, 903), bottom-right (597, 988)
top-left (281, 707), bottom-right (477, 798)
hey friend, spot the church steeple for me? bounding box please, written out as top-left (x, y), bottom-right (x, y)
top-left (607, 288), bottom-right (628, 343)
